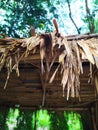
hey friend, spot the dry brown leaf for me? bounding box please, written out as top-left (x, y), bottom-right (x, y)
top-left (49, 56), bottom-right (57, 70)
top-left (23, 35), bottom-right (41, 51)
top-left (69, 66), bottom-right (75, 98)
top-left (94, 56), bottom-right (98, 68)
top-left (62, 67), bottom-right (69, 96)
top-left (13, 55), bottom-right (20, 77)
top-left (67, 69), bottom-right (72, 100)
top-left (90, 48), bottom-right (98, 57)
top-left (72, 41), bottom-right (83, 74)
top-left (77, 40), bottom-right (94, 64)
top-left (94, 76), bottom-right (98, 94)
top-left (0, 52), bottom-right (7, 71)
top-left (67, 81), bottom-right (71, 100)
top-left (4, 71), bottom-right (10, 89)
top-left (0, 48), bottom-right (5, 53)
top-left (40, 38), bottom-right (45, 74)
top-left (71, 81), bottom-right (75, 98)
top-left (4, 56), bottom-right (12, 89)
top-left (63, 38), bottom-right (71, 56)
top-left (75, 75), bottom-right (80, 98)
top-left (59, 50), bottom-right (66, 63)
top-left (49, 65), bottom-right (60, 83)
top-left (40, 39), bottom-right (45, 59)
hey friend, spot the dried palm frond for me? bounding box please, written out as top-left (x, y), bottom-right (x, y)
top-left (1, 25), bottom-right (98, 100)
top-left (94, 75), bottom-right (98, 94)
top-left (77, 40), bottom-right (95, 64)
top-left (40, 38), bottom-right (45, 74)
top-left (49, 65), bottom-right (60, 83)
top-left (4, 56), bottom-right (12, 89)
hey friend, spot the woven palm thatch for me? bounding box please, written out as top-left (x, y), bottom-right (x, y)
top-left (0, 21), bottom-right (98, 100)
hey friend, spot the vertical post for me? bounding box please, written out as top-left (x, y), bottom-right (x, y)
top-left (89, 109), bottom-right (93, 130)
top-left (95, 102), bottom-right (98, 129)
top-left (91, 107), bottom-right (97, 130)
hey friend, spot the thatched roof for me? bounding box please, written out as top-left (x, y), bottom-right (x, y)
top-left (0, 22), bottom-right (98, 109)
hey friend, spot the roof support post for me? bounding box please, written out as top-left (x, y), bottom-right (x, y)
top-left (95, 102), bottom-right (98, 129)
top-left (91, 107), bottom-right (97, 130)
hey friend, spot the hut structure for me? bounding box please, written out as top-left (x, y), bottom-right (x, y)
top-left (0, 20), bottom-right (98, 129)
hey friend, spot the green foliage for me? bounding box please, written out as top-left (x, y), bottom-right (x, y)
top-left (0, 0), bottom-right (55, 37)
top-left (36, 109), bottom-right (51, 128)
top-left (0, 109), bottom-right (8, 130)
top-left (94, 18), bottom-right (98, 33)
top-left (0, 108), bottom-right (84, 130)
top-left (81, 0), bottom-right (98, 33)
top-left (65, 112), bottom-right (83, 130)
top-left (1, 0), bottom-right (98, 36)
top-left (50, 111), bottom-right (68, 130)
top-left (14, 110), bottom-right (34, 130)
top-left (94, 0), bottom-right (98, 5)
top-left (6, 108), bottom-right (19, 129)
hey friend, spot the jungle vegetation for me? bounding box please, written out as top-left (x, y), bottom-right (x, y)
top-left (0, 108), bottom-right (86, 130)
top-left (0, 0), bottom-right (98, 37)
top-left (0, 0), bottom-right (97, 129)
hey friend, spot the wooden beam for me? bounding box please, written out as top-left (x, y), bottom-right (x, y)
top-left (16, 106), bottom-right (89, 111)
top-left (67, 33), bottom-right (98, 40)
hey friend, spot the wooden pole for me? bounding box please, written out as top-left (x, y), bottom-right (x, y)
top-left (95, 102), bottom-right (98, 129)
top-left (91, 107), bottom-right (97, 130)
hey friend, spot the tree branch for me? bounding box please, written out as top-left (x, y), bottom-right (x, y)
top-left (66, 0), bottom-right (80, 34)
top-left (85, 0), bottom-right (95, 33)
